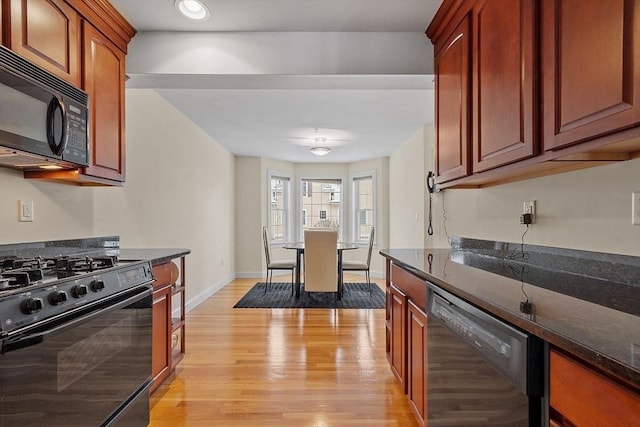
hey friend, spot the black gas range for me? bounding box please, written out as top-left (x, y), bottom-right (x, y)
top-left (0, 253), bottom-right (153, 335)
top-left (0, 248), bottom-right (155, 426)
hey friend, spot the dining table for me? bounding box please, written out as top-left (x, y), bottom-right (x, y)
top-left (284, 242), bottom-right (359, 299)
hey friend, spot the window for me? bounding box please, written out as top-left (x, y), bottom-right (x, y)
top-left (302, 181), bottom-right (312, 198)
top-left (268, 171), bottom-right (292, 243)
top-left (300, 178), bottom-right (342, 239)
top-left (352, 173), bottom-right (375, 243)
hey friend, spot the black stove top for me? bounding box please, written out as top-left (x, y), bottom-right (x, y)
top-left (0, 252), bottom-right (154, 335)
top-left (0, 254), bottom-right (119, 291)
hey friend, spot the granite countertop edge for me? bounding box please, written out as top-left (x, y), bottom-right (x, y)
top-left (117, 248), bottom-right (191, 264)
top-left (379, 248), bottom-right (640, 390)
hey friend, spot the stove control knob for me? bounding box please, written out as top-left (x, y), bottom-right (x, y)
top-left (49, 290), bottom-right (68, 305)
top-left (91, 279), bottom-right (105, 292)
top-left (21, 297), bottom-right (44, 314)
top-left (71, 284), bottom-right (88, 298)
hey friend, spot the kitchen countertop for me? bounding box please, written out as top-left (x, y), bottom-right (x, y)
top-left (118, 248), bottom-right (190, 264)
top-left (380, 246), bottom-right (640, 389)
top-left (0, 237), bottom-right (190, 265)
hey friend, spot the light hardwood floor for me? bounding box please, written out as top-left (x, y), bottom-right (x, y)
top-left (149, 274), bottom-right (418, 427)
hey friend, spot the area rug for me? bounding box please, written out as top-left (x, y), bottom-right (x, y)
top-left (233, 282), bottom-right (385, 309)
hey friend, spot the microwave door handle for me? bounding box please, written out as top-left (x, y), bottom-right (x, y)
top-left (46, 95), bottom-right (69, 156)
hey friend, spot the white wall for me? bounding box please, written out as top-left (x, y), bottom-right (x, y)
top-left (0, 167), bottom-right (95, 242)
top-left (234, 157), bottom-right (264, 277)
top-left (93, 89), bottom-right (236, 307)
top-left (389, 126), bottom-right (426, 248)
top-left (127, 32), bottom-right (433, 77)
top-left (390, 124), bottom-right (640, 256)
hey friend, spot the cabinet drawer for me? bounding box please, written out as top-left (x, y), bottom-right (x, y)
top-left (152, 262), bottom-right (173, 289)
top-left (391, 264), bottom-right (426, 312)
top-left (550, 349), bottom-right (640, 426)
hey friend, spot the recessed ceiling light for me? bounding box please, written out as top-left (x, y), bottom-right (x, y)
top-left (174, 0), bottom-right (210, 21)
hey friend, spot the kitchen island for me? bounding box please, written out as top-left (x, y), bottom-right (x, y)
top-left (381, 237), bottom-right (639, 426)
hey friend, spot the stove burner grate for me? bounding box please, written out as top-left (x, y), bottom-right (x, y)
top-left (0, 254), bottom-right (119, 289)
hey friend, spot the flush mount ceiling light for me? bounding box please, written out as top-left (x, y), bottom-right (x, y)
top-left (174, 0), bottom-right (210, 21)
top-left (310, 137), bottom-right (331, 156)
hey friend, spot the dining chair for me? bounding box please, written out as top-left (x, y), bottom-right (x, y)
top-left (303, 229), bottom-right (338, 294)
top-left (262, 227), bottom-right (296, 295)
top-left (341, 227), bottom-right (375, 295)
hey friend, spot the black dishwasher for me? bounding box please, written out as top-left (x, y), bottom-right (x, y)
top-left (427, 283), bottom-right (544, 426)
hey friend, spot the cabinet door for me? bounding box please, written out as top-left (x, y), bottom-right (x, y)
top-left (472, 0), bottom-right (537, 172)
top-left (407, 301), bottom-right (426, 427)
top-left (8, 0), bottom-right (80, 85)
top-left (542, 0), bottom-right (640, 150)
top-left (550, 349), bottom-right (640, 426)
top-left (82, 21), bottom-right (126, 182)
top-left (389, 284), bottom-right (407, 392)
top-left (151, 285), bottom-right (171, 393)
top-left (434, 14), bottom-right (471, 184)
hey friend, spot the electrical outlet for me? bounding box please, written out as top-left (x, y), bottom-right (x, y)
top-left (523, 201), bottom-right (536, 224)
top-left (632, 192), bottom-right (640, 226)
top-left (19, 200), bottom-right (34, 222)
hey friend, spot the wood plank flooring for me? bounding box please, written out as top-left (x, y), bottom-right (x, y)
top-left (149, 275), bottom-right (418, 427)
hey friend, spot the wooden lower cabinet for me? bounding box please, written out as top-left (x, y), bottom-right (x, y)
top-left (389, 284), bottom-right (407, 391)
top-left (407, 300), bottom-right (427, 427)
top-left (152, 280), bottom-right (171, 392)
top-left (386, 261), bottom-right (428, 426)
top-left (151, 258), bottom-right (186, 393)
top-left (550, 348), bottom-right (640, 426)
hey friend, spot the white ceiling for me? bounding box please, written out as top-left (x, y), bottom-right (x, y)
top-left (110, 0), bottom-right (442, 163)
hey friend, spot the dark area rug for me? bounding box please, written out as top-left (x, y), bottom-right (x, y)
top-left (233, 282), bottom-right (385, 309)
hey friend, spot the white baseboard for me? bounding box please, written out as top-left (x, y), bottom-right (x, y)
top-left (235, 271), bottom-right (264, 279)
top-left (174, 273), bottom-right (235, 317)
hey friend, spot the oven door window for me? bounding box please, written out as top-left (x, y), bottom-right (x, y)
top-left (0, 291), bottom-right (152, 426)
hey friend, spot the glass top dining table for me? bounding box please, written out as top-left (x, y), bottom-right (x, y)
top-left (283, 242), bottom-right (359, 299)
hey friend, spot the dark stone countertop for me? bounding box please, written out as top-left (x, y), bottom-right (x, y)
top-left (0, 236), bottom-right (190, 267)
top-left (117, 248), bottom-right (190, 265)
top-left (379, 247), bottom-right (640, 390)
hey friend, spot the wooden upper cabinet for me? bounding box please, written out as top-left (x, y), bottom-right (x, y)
top-left (542, 0), bottom-right (640, 150)
top-left (8, 0), bottom-right (81, 86)
top-left (472, 0), bottom-right (537, 172)
top-left (434, 14), bottom-right (471, 183)
top-left (82, 21), bottom-right (126, 182)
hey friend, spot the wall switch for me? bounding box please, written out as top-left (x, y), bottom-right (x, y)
top-left (632, 192), bottom-right (640, 225)
top-left (523, 201), bottom-right (536, 224)
top-left (19, 200), bottom-right (34, 222)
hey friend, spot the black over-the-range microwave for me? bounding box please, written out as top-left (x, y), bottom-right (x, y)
top-left (0, 45), bottom-right (89, 171)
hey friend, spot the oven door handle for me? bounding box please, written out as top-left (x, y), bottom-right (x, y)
top-left (1, 284), bottom-right (152, 354)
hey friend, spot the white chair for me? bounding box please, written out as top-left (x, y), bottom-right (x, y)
top-left (303, 229), bottom-right (338, 294)
top-left (262, 227), bottom-right (296, 295)
top-left (341, 227), bottom-right (375, 295)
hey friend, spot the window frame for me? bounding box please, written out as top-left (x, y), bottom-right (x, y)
top-left (298, 175), bottom-right (345, 241)
top-left (350, 171), bottom-right (376, 245)
top-left (267, 170), bottom-right (293, 245)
